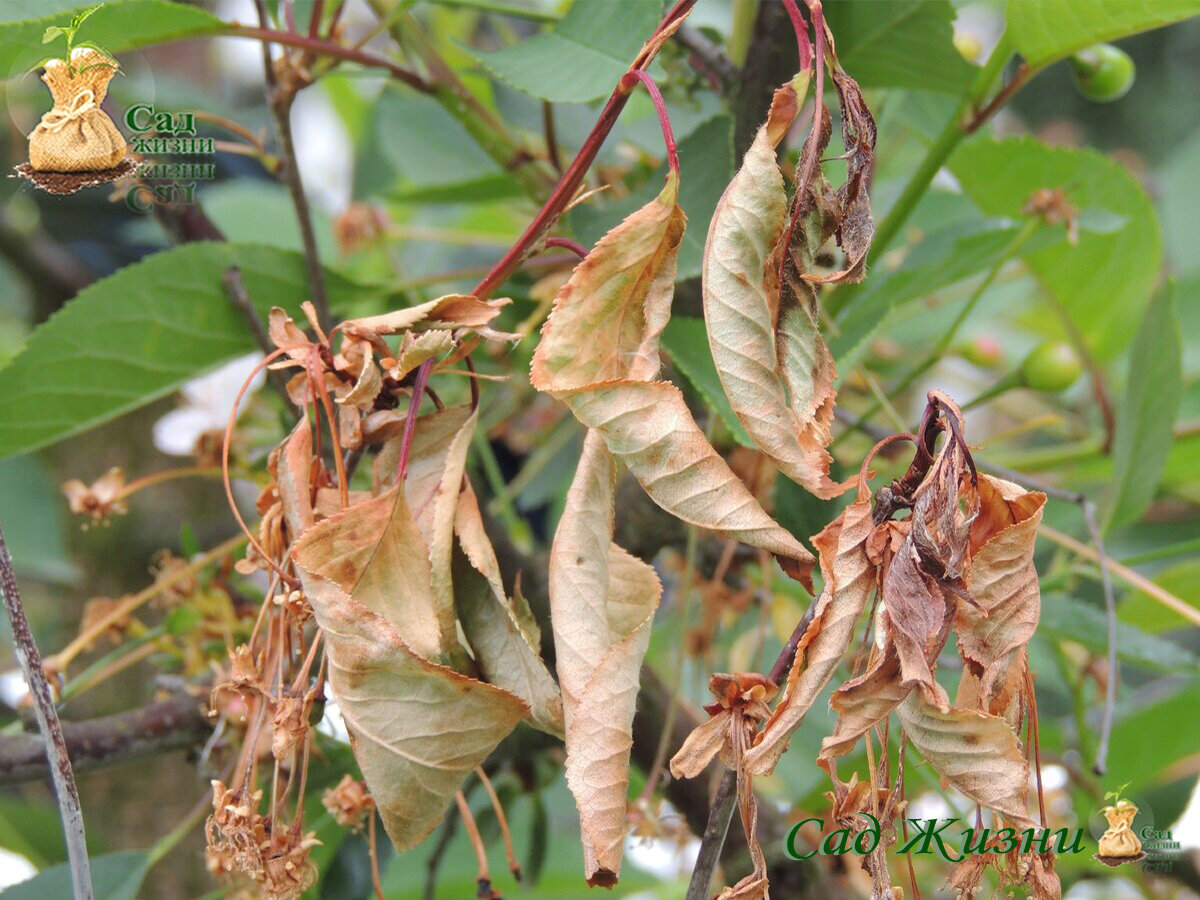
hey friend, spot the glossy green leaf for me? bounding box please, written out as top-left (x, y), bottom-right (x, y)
top-left (0, 851), bottom-right (149, 900)
top-left (824, 0), bottom-right (974, 92)
top-left (1107, 284), bottom-right (1182, 529)
top-left (660, 315), bottom-right (752, 447)
top-left (1007, 0), bottom-right (1200, 69)
top-left (949, 136), bottom-right (1161, 360)
top-left (464, 0), bottom-right (661, 103)
top-left (0, 243), bottom-right (370, 459)
top-left (1039, 593), bottom-right (1200, 675)
top-left (1104, 684), bottom-right (1200, 788)
top-left (0, 0), bottom-right (224, 77)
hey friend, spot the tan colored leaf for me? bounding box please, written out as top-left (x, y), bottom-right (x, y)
top-left (388, 330), bottom-right (456, 381)
top-left (293, 505), bottom-right (526, 850)
top-left (567, 383), bottom-right (815, 584)
top-left (957, 476), bottom-right (1046, 699)
top-left (342, 293), bottom-right (510, 340)
top-left (549, 431), bottom-right (660, 886)
top-left (275, 421), bottom-right (315, 539)
top-left (532, 173), bottom-right (816, 585)
top-left (744, 477), bottom-right (876, 775)
top-left (531, 174), bottom-right (683, 392)
top-left (291, 486), bottom-right (442, 662)
top-left (819, 642), bottom-right (908, 763)
top-left (369, 405), bottom-right (476, 659)
top-left (454, 484), bottom-right (563, 738)
top-left (701, 78), bottom-right (842, 498)
top-left (667, 710), bottom-right (729, 780)
top-left (896, 690), bottom-right (1034, 830)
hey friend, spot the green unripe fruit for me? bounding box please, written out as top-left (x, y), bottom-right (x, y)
top-left (959, 335), bottom-right (1003, 369)
top-left (1070, 44), bottom-right (1135, 103)
top-left (1021, 341), bottom-right (1083, 392)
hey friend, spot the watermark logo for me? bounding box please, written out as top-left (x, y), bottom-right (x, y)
top-left (123, 103), bottom-right (216, 211)
top-left (1094, 783), bottom-right (1181, 872)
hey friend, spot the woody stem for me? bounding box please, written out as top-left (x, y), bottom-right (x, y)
top-left (0, 521), bottom-right (93, 900)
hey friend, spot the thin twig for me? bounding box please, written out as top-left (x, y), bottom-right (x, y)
top-left (541, 101), bottom-right (562, 173)
top-left (685, 771), bottom-right (737, 900)
top-left (221, 267), bottom-right (294, 406)
top-left (0, 522), bottom-right (93, 899)
top-left (254, 1), bottom-right (332, 331)
top-left (685, 593), bottom-right (822, 898)
top-left (476, 766), bottom-right (521, 880)
top-left (227, 23), bottom-right (431, 91)
top-left (674, 23), bottom-right (739, 90)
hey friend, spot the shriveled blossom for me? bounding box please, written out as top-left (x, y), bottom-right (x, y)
top-left (62, 467), bottom-right (127, 525)
top-left (272, 690), bottom-right (315, 760)
top-left (255, 827), bottom-right (320, 900)
top-left (207, 781), bottom-right (268, 875)
top-left (322, 774), bottom-right (374, 832)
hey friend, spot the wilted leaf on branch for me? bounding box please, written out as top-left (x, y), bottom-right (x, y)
top-left (744, 472), bottom-right (876, 775)
top-left (533, 172), bottom-right (817, 585)
top-left (549, 431), bottom-right (660, 886)
top-left (897, 690), bottom-right (1035, 830)
top-left (454, 483), bottom-right (564, 738)
top-left (702, 76), bottom-right (842, 499)
top-left (956, 476), bottom-right (1046, 711)
top-left (293, 487), bottom-right (527, 850)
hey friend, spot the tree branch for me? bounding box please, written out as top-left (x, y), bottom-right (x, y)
top-left (254, 0), bottom-right (332, 331)
top-left (0, 693), bottom-right (210, 786)
top-left (0, 523), bottom-right (93, 898)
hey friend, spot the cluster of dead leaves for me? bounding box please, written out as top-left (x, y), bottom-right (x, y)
top-left (201, 5), bottom-right (1063, 899)
top-left (204, 295), bottom-right (564, 898)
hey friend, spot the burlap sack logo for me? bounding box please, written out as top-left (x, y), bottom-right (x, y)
top-left (15, 4), bottom-right (135, 195)
top-left (1094, 783), bottom-right (1144, 867)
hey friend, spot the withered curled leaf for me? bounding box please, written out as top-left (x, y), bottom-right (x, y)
top-left (701, 76), bottom-right (842, 499)
top-left (550, 431), bottom-right (660, 886)
top-left (896, 691), bottom-right (1035, 830)
top-left (532, 171), bottom-right (816, 585)
top-left (454, 483), bottom-right (564, 738)
top-left (956, 475), bottom-right (1046, 716)
top-left (744, 470), bottom-right (876, 776)
top-left (292, 487), bottom-right (527, 851)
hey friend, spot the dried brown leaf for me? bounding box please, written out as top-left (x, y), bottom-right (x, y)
top-left (957, 476), bottom-right (1046, 700)
top-left (454, 484), bottom-right (564, 738)
top-left (896, 690), bottom-right (1035, 830)
top-left (744, 476), bottom-right (876, 775)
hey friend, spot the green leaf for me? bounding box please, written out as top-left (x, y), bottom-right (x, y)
top-left (0, 243), bottom-right (371, 459)
top-left (69, 3), bottom-right (102, 32)
top-left (571, 115), bottom-right (733, 281)
top-left (1106, 285), bottom-right (1182, 529)
top-left (41, 25), bottom-right (63, 43)
top-left (1007, 0), bottom-right (1200, 69)
top-left (373, 84), bottom-right (500, 189)
top-left (1104, 683), bottom-right (1200, 788)
top-left (660, 315), bottom-right (752, 447)
top-left (0, 456), bottom-right (77, 583)
top-left (0, 850), bottom-right (149, 900)
top-left (949, 136), bottom-right (1161, 360)
top-left (1, 0), bottom-right (225, 77)
top-left (71, 39), bottom-right (118, 64)
top-left (823, 0), bottom-right (974, 93)
top-left (1039, 593), bottom-right (1200, 675)
top-left (833, 219), bottom-right (1027, 369)
top-left (464, 0), bottom-right (662, 103)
